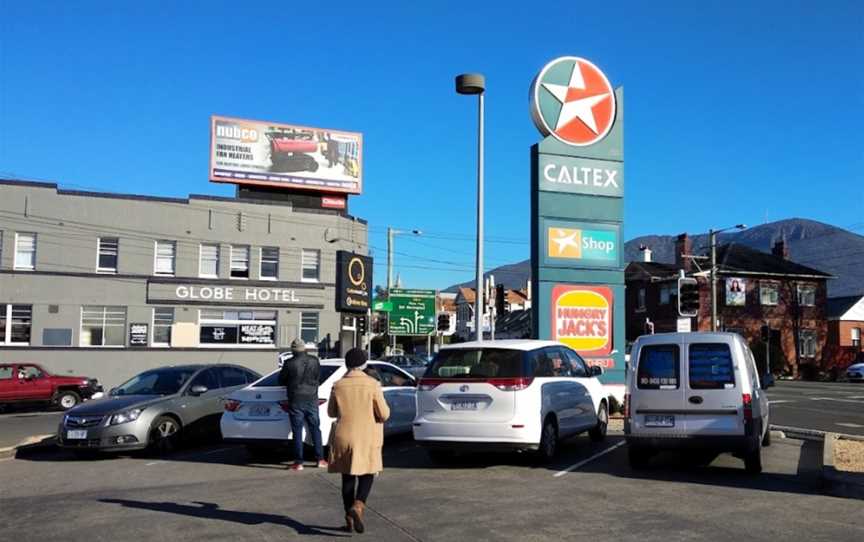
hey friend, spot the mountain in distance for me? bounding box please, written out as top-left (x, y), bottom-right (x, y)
top-left (444, 218), bottom-right (864, 297)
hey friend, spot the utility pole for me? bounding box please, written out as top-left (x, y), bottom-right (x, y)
top-left (710, 228), bottom-right (717, 332)
top-left (385, 227), bottom-right (421, 354)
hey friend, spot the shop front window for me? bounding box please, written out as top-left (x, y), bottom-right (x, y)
top-left (81, 306), bottom-right (127, 346)
top-left (199, 309), bottom-right (276, 347)
top-left (1, 304), bottom-right (32, 345)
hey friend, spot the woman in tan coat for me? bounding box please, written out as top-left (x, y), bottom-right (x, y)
top-left (327, 348), bottom-right (390, 534)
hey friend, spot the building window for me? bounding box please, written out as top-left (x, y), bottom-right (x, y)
top-left (81, 306), bottom-right (127, 347)
top-left (799, 329), bottom-right (817, 358)
top-left (760, 282), bottom-right (779, 306)
top-left (301, 249), bottom-right (320, 282)
top-left (230, 245), bottom-right (250, 279)
top-left (199, 309), bottom-right (276, 347)
top-left (154, 241), bottom-right (176, 276)
top-left (153, 307), bottom-right (175, 347)
top-left (636, 288), bottom-right (646, 311)
top-left (97, 237), bottom-right (119, 273)
top-left (660, 285), bottom-right (672, 305)
top-left (1, 304), bottom-right (32, 345)
top-left (261, 247), bottom-right (279, 280)
top-left (0, 231), bottom-right (3, 265)
top-left (300, 312), bottom-right (319, 345)
top-left (852, 328), bottom-right (861, 349)
top-left (797, 284), bottom-right (816, 307)
top-left (14, 232), bottom-right (36, 270)
top-left (199, 243), bottom-right (219, 278)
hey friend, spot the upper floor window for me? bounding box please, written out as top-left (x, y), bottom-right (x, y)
top-left (97, 237), bottom-right (119, 273)
top-left (760, 282), bottom-right (778, 306)
top-left (154, 241), bottom-right (176, 276)
top-left (852, 327), bottom-right (861, 349)
top-left (261, 247), bottom-right (279, 280)
top-left (14, 232), bottom-right (36, 270)
top-left (797, 284), bottom-right (816, 307)
top-left (636, 288), bottom-right (646, 311)
top-left (230, 245), bottom-right (250, 279)
top-left (301, 249), bottom-right (320, 282)
top-left (1, 304), bottom-right (32, 345)
top-left (659, 284), bottom-right (672, 305)
top-left (199, 243), bottom-right (220, 278)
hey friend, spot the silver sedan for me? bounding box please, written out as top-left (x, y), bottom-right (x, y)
top-left (57, 364), bottom-right (260, 454)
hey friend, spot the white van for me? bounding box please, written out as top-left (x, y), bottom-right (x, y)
top-left (625, 332), bottom-right (771, 473)
top-left (413, 340), bottom-right (609, 461)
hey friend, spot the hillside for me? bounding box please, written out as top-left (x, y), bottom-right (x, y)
top-left (445, 219), bottom-right (864, 297)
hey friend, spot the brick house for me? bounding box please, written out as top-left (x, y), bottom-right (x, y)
top-left (824, 295), bottom-right (864, 371)
top-left (626, 235), bottom-right (832, 377)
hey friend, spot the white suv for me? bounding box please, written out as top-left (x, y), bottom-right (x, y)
top-left (413, 340), bottom-right (609, 461)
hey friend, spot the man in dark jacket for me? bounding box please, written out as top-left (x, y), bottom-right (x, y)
top-left (278, 338), bottom-right (326, 471)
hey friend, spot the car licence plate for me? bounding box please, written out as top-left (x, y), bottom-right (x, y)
top-left (644, 415), bottom-right (675, 428)
top-left (451, 401), bottom-right (478, 411)
top-left (249, 405), bottom-right (271, 417)
top-left (67, 430), bottom-right (87, 439)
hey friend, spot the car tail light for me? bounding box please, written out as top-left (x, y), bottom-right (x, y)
top-left (742, 393), bottom-right (753, 421)
top-left (489, 377), bottom-right (534, 391)
top-left (224, 399), bottom-right (241, 412)
top-left (623, 393), bottom-right (630, 418)
top-left (278, 400), bottom-right (292, 412)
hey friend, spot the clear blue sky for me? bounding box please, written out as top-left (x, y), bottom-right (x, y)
top-left (1, 1), bottom-right (862, 290)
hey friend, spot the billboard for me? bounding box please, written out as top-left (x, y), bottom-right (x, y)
top-left (550, 284), bottom-right (613, 356)
top-left (726, 277), bottom-right (746, 306)
top-left (335, 251), bottom-right (373, 313)
top-left (209, 115), bottom-right (363, 194)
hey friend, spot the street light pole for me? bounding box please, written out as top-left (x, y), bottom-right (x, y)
top-left (385, 227), bottom-right (422, 353)
top-left (456, 73), bottom-right (486, 342)
top-left (708, 224), bottom-right (747, 332)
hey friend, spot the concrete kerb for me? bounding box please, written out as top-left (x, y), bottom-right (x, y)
top-left (0, 434), bottom-right (56, 459)
top-left (770, 424), bottom-right (825, 442)
top-left (822, 433), bottom-right (864, 500)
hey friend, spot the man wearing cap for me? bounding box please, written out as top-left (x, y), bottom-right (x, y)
top-left (278, 338), bottom-right (327, 470)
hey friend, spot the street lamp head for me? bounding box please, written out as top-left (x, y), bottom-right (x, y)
top-left (411, 229), bottom-right (423, 235)
top-left (456, 73), bottom-right (485, 95)
top-left (735, 224), bottom-right (747, 230)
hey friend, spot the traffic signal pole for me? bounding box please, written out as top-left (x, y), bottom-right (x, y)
top-left (710, 229), bottom-right (717, 332)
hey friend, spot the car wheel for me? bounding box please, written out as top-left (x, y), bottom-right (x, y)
top-left (628, 445), bottom-right (652, 469)
top-left (744, 440), bottom-right (763, 474)
top-left (589, 401), bottom-right (608, 442)
top-left (148, 415), bottom-right (181, 456)
top-left (56, 391), bottom-right (81, 411)
top-left (537, 418), bottom-right (558, 462)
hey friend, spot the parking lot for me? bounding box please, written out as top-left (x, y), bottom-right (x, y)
top-left (769, 381), bottom-right (864, 436)
top-left (2, 428), bottom-right (862, 542)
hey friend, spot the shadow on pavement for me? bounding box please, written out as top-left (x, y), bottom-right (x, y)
top-left (587, 439), bottom-right (825, 497)
top-left (99, 499), bottom-right (349, 537)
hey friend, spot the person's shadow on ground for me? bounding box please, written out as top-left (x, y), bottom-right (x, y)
top-left (99, 499), bottom-right (348, 537)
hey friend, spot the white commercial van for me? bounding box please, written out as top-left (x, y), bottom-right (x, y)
top-left (624, 332), bottom-right (771, 474)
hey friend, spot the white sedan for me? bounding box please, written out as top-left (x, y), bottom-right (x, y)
top-left (220, 359), bottom-right (417, 456)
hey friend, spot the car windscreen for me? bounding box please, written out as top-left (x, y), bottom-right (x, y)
top-left (112, 368), bottom-right (198, 396)
top-left (688, 343), bottom-right (735, 390)
top-left (253, 365), bottom-right (339, 387)
top-left (424, 348), bottom-right (527, 378)
top-left (637, 344), bottom-right (680, 389)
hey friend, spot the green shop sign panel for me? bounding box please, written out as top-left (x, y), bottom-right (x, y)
top-left (541, 218), bottom-right (622, 269)
top-left (388, 288), bottom-right (436, 336)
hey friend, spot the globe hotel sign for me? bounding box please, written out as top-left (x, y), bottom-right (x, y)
top-left (529, 56), bottom-right (625, 384)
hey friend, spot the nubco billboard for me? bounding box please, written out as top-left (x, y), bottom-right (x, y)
top-left (209, 115), bottom-right (363, 194)
top-left (529, 57), bottom-right (625, 384)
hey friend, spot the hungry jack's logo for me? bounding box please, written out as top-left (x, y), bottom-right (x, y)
top-left (551, 285), bottom-right (613, 355)
top-left (530, 57), bottom-right (616, 147)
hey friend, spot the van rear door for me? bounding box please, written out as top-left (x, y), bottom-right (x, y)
top-left (632, 341), bottom-right (686, 434)
top-left (684, 341), bottom-right (743, 436)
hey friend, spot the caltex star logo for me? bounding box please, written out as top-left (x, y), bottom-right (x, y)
top-left (530, 57), bottom-right (616, 147)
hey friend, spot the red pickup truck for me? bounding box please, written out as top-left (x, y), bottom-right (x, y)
top-left (0, 363), bottom-right (102, 411)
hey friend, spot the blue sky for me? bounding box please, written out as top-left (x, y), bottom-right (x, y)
top-left (1, 0), bottom-right (861, 290)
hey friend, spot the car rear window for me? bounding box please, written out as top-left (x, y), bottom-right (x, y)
top-left (689, 343), bottom-right (735, 389)
top-left (637, 344), bottom-right (680, 389)
top-left (253, 365), bottom-right (339, 387)
top-left (426, 348), bottom-right (527, 378)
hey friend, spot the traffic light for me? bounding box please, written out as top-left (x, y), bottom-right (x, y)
top-left (678, 277), bottom-right (699, 317)
top-left (495, 284), bottom-right (505, 315)
top-left (437, 312), bottom-right (451, 332)
top-left (357, 315), bottom-right (367, 334)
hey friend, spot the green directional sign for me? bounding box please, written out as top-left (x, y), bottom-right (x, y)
top-left (388, 288), bottom-right (436, 336)
top-left (372, 300), bottom-right (393, 312)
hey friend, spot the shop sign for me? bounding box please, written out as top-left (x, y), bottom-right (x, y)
top-left (335, 251), bottom-right (373, 313)
top-left (129, 323), bottom-right (149, 347)
top-left (538, 154), bottom-right (623, 197)
top-left (542, 220), bottom-right (620, 268)
top-left (147, 280), bottom-right (325, 307)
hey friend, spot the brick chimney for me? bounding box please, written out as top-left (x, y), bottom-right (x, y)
top-left (675, 233), bottom-right (692, 272)
top-left (772, 239), bottom-right (789, 260)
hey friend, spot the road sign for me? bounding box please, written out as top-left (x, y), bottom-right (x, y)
top-left (676, 317), bottom-right (692, 333)
top-left (388, 288), bottom-right (436, 336)
top-left (372, 300), bottom-right (393, 312)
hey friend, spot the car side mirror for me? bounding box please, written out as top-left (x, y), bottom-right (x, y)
top-left (590, 365), bottom-right (604, 377)
top-left (189, 385), bottom-right (208, 396)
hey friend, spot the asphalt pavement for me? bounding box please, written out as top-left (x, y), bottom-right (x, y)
top-left (768, 381), bottom-right (864, 436)
top-left (1, 432), bottom-right (861, 541)
top-left (0, 410), bottom-right (62, 449)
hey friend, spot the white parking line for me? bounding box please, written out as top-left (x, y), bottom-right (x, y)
top-left (769, 400), bottom-right (795, 404)
top-left (553, 441), bottom-right (625, 478)
top-left (836, 423), bottom-right (864, 429)
top-left (809, 397), bottom-right (864, 404)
